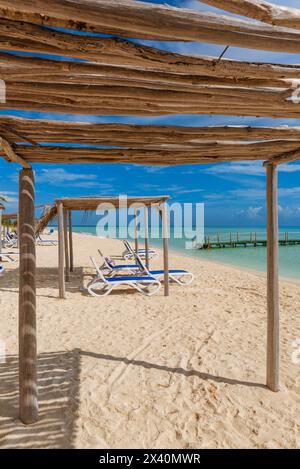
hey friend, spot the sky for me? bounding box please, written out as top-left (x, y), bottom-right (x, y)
top-left (1, 0), bottom-right (300, 227)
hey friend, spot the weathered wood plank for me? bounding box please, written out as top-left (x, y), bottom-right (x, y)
top-left (1, 0), bottom-right (300, 52)
top-left (0, 136), bottom-right (31, 168)
top-left (2, 117), bottom-right (300, 143)
top-left (68, 210), bottom-right (74, 273)
top-left (0, 53), bottom-right (289, 91)
top-left (63, 208), bottom-right (70, 282)
top-left (19, 168), bottom-right (38, 424)
top-left (1, 21), bottom-right (300, 81)
top-left (2, 141), bottom-right (300, 165)
top-left (265, 147), bottom-right (300, 165)
top-left (200, 0), bottom-right (300, 30)
top-left (266, 163), bottom-right (280, 392)
top-left (57, 201), bottom-right (66, 299)
top-left (1, 91), bottom-right (299, 118)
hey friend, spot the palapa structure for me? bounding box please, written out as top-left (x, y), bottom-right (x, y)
top-left (0, 0), bottom-right (299, 425)
top-left (52, 196), bottom-right (170, 298)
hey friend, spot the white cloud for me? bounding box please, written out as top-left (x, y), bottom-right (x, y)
top-left (236, 206), bottom-right (263, 220)
top-left (204, 162), bottom-right (300, 177)
top-left (247, 206), bottom-right (263, 219)
top-left (143, 166), bottom-right (166, 174)
top-left (35, 168), bottom-right (112, 189)
top-left (0, 191), bottom-right (18, 203)
top-left (37, 168), bottom-right (97, 183)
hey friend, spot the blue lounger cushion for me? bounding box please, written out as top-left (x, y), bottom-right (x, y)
top-left (150, 269), bottom-right (188, 275)
top-left (106, 275), bottom-right (156, 282)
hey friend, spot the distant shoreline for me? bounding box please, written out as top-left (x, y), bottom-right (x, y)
top-left (58, 229), bottom-right (300, 286)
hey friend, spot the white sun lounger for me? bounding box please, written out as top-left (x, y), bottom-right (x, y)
top-left (98, 249), bottom-right (140, 276)
top-left (122, 240), bottom-right (159, 261)
top-left (0, 252), bottom-right (19, 263)
top-left (36, 235), bottom-right (58, 246)
top-left (87, 256), bottom-right (161, 297)
top-left (4, 234), bottom-right (18, 248)
top-left (126, 243), bottom-right (195, 286)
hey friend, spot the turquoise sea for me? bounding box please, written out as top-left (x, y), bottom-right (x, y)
top-left (71, 226), bottom-right (300, 281)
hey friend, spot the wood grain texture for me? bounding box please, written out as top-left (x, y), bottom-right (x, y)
top-left (19, 168), bottom-right (38, 423)
top-left (57, 202), bottom-right (66, 299)
top-left (2, 117), bottom-right (300, 144)
top-left (1, 23), bottom-right (300, 81)
top-left (0, 136), bottom-right (31, 168)
top-left (68, 211), bottom-right (74, 273)
top-left (1, 0), bottom-right (300, 52)
top-left (2, 141), bottom-right (300, 166)
top-left (63, 208), bottom-right (70, 282)
top-left (200, 0), bottom-right (300, 29)
top-left (55, 196), bottom-right (169, 212)
top-left (266, 163), bottom-right (280, 392)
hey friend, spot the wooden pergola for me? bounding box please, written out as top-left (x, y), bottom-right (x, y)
top-left (0, 0), bottom-right (299, 425)
top-left (54, 196), bottom-right (170, 299)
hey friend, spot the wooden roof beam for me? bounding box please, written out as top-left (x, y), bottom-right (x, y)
top-left (200, 1), bottom-right (300, 30)
top-left (1, 1), bottom-right (300, 53)
top-left (0, 136), bottom-right (31, 168)
top-left (264, 148), bottom-right (300, 166)
top-left (2, 20), bottom-right (300, 82)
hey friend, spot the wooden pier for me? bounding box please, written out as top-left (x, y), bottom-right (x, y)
top-left (199, 231), bottom-right (300, 249)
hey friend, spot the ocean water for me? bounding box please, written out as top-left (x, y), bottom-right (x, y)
top-left (72, 226), bottom-right (300, 281)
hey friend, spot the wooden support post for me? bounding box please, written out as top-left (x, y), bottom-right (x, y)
top-left (144, 206), bottom-right (150, 270)
top-left (19, 168), bottom-right (38, 424)
top-left (160, 203), bottom-right (169, 297)
top-left (266, 163), bottom-right (280, 392)
top-left (63, 209), bottom-right (70, 282)
top-left (57, 202), bottom-right (65, 299)
top-left (134, 209), bottom-right (139, 254)
top-left (0, 206), bottom-right (2, 259)
top-left (68, 210), bottom-right (74, 272)
top-left (16, 214), bottom-right (19, 249)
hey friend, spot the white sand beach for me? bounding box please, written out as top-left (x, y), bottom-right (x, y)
top-left (0, 232), bottom-right (299, 449)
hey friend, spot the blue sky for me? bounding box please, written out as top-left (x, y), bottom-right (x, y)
top-left (1, 0), bottom-right (300, 227)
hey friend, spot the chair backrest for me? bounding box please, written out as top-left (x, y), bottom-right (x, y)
top-left (105, 257), bottom-right (115, 268)
top-left (125, 242), bottom-right (150, 274)
top-left (123, 239), bottom-right (132, 252)
top-left (98, 249), bottom-right (114, 269)
top-left (90, 256), bottom-right (107, 282)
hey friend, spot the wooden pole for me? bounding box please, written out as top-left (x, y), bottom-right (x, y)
top-left (57, 202), bottom-right (65, 299)
top-left (0, 206), bottom-right (2, 259)
top-left (19, 168), bottom-right (38, 424)
top-left (144, 206), bottom-right (150, 270)
top-left (16, 214), bottom-right (19, 248)
top-left (160, 203), bottom-right (170, 297)
top-left (63, 208), bottom-right (70, 282)
top-left (134, 209), bottom-right (139, 262)
top-left (68, 210), bottom-right (74, 272)
top-left (266, 162), bottom-right (280, 392)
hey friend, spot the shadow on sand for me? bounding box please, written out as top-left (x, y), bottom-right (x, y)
top-left (0, 350), bottom-right (81, 448)
top-left (0, 336), bottom-right (265, 448)
top-left (0, 266), bottom-right (89, 298)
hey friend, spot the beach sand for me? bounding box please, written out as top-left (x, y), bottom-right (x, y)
top-left (0, 232), bottom-right (299, 449)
